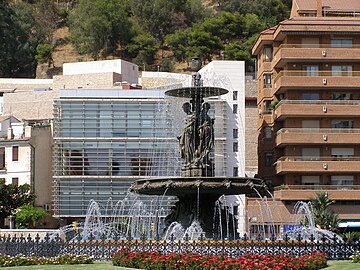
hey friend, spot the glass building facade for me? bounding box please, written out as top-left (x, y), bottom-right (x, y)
top-left (53, 89), bottom-right (228, 218)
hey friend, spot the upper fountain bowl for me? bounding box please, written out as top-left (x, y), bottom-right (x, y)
top-left (165, 86), bottom-right (228, 99)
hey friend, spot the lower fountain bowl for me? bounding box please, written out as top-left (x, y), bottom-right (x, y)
top-left (130, 177), bottom-right (267, 196)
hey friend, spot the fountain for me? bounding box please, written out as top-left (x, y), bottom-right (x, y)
top-left (130, 60), bottom-right (267, 238)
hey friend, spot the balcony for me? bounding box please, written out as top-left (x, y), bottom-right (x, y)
top-left (273, 71), bottom-right (360, 93)
top-left (276, 128), bottom-right (360, 146)
top-left (274, 185), bottom-right (360, 201)
top-left (275, 100), bottom-right (360, 119)
top-left (258, 87), bottom-right (272, 102)
top-left (276, 156), bottom-right (360, 174)
top-left (258, 61), bottom-right (272, 75)
top-left (273, 44), bottom-right (360, 69)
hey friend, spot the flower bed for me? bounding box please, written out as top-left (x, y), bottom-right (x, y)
top-left (112, 249), bottom-right (327, 270)
top-left (0, 254), bottom-right (93, 267)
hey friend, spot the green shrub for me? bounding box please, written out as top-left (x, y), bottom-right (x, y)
top-left (352, 252), bottom-right (360, 263)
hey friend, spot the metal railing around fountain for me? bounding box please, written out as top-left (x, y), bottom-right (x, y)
top-left (1, 232), bottom-right (359, 260)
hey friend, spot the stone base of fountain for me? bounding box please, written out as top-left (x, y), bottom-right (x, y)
top-left (130, 177), bottom-right (267, 238)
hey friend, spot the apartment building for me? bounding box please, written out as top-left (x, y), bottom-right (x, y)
top-left (252, 0), bottom-right (360, 229)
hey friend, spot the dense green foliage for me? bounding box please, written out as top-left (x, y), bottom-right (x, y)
top-left (0, 1), bottom-right (43, 77)
top-left (68, 0), bottom-right (133, 59)
top-left (68, 0), bottom-right (289, 71)
top-left (1, 0), bottom-right (291, 76)
top-left (309, 192), bottom-right (340, 232)
top-left (15, 204), bottom-right (47, 229)
top-left (35, 43), bottom-right (53, 66)
top-left (0, 179), bottom-right (35, 228)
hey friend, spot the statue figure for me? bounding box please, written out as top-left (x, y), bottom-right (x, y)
top-left (178, 102), bottom-right (196, 167)
top-left (196, 102), bottom-right (214, 164)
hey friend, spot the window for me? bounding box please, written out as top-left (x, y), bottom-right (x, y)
top-left (265, 153), bottom-right (273, 167)
top-left (12, 177), bottom-right (18, 186)
top-left (331, 39), bottom-right (352, 48)
top-left (232, 104), bottom-right (238, 114)
top-left (301, 93), bottom-right (319, 100)
top-left (301, 37), bottom-right (319, 48)
top-left (233, 91), bottom-right (238, 101)
top-left (302, 148), bottom-right (320, 160)
top-left (331, 120), bottom-right (353, 128)
top-left (331, 176), bottom-right (354, 188)
top-left (263, 74), bottom-right (271, 87)
top-left (264, 47), bottom-right (273, 62)
top-left (301, 176), bottom-right (320, 186)
top-left (233, 142), bottom-right (238, 152)
top-left (0, 148), bottom-right (4, 169)
top-left (302, 65), bottom-right (319, 76)
top-left (233, 167), bottom-right (238, 177)
top-left (233, 129), bottom-right (238, 139)
top-left (331, 148), bottom-right (354, 158)
top-left (302, 120), bottom-right (319, 128)
top-left (332, 65), bottom-right (352, 76)
top-left (264, 127), bottom-right (272, 138)
top-left (12, 146), bottom-right (18, 161)
top-left (331, 93), bottom-right (352, 100)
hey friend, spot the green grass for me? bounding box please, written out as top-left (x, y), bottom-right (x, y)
top-left (326, 260), bottom-right (360, 269)
top-left (0, 261), bottom-right (140, 270)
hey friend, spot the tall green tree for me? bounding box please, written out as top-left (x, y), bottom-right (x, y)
top-left (310, 192), bottom-right (340, 232)
top-left (69, 0), bottom-right (133, 59)
top-left (213, 0), bottom-right (289, 26)
top-left (165, 29), bottom-right (189, 62)
top-left (127, 33), bottom-right (159, 65)
top-left (0, 179), bottom-right (35, 228)
top-left (186, 25), bottom-right (223, 64)
top-left (130, 0), bottom-right (210, 53)
top-left (0, 1), bottom-right (42, 77)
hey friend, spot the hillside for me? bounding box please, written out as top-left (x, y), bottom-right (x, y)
top-left (1, 0), bottom-right (290, 79)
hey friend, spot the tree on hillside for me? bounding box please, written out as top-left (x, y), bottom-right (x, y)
top-left (35, 0), bottom-right (59, 43)
top-left (213, 0), bottom-right (289, 26)
top-left (69, 0), bottom-right (133, 59)
top-left (0, 1), bottom-right (43, 77)
top-left (130, 0), bottom-right (210, 54)
top-left (186, 25), bottom-right (223, 64)
top-left (0, 179), bottom-right (35, 228)
top-left (224, 34), bottom-right (259, 72)
top-left (309, 192), bottom-right (340, 232)
top-left (165, 29), bottom-right (189, 62)
top-left (127, 33), bottom-right (159, 66)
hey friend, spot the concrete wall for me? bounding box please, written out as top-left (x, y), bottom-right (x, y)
top-left (29, 125), bottom-right (52, 207)
top-left (63, 59), bottom-right (139, 85)
top-left (3, 90), bottom-right (57, 121)
top-left (200, 61), bottom-right (245, 177)
top-left (53, 72), bottom-right (122, 90)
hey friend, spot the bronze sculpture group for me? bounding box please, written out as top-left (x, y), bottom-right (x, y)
top-left (178, 100), bottom-right (214, 176)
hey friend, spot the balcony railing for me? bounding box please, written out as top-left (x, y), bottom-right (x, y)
top-left (274, 185), bottom-right (360, 191)
top-left (273, 44), bottom-right (360, 55)
top-left (274, 70), bottom-right (360, 84)
top-left (277, 128), bottom-right (360, 135)
top-left (277, 156), bottom-right (360, 162)
top-left (275, 99), bottom-right (360, 108)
